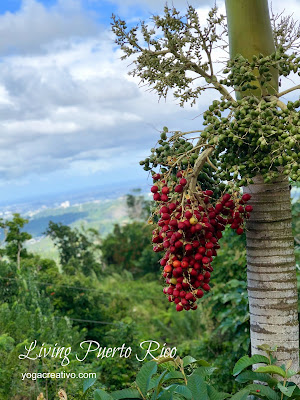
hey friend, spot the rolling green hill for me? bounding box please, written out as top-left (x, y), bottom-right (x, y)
top-left (26, 196), bottom-right (131, 260)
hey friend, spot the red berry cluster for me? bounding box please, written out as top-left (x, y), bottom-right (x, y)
top-left (151, 172), bottom-right (252, 312)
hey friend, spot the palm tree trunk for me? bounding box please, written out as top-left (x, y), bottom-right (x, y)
top-left (225, 0), bottom-right (299, 374)
top-left (244, 175), bottom-right (299, 373)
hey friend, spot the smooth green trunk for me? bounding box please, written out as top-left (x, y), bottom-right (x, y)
top-left (225, 0), bottom-right (278, 98)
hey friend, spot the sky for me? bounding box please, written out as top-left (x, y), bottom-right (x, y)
top-left (0, 0), bottom-right (299, 204)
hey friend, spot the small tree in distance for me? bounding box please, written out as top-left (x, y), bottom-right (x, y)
top-left (112, 0), bottom-right (300, 377)
top-left (1, 213), bottom-right (32, 269)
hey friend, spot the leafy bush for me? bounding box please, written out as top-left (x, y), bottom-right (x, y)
top-left (81, 349), bottom-right (300, 400)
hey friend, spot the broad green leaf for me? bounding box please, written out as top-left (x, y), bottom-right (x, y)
top-left (257, 344), bottom-right (278, 353)
top-left (246, 384), bottom-right (280, 400)
top-left (183, 356), bottom-right (210, 367)
top-left (174, 385), bottom-right (193, 399)
top-left (233, 355), bottom-right (269, 376)
top-left (111, 389), bottom-right (142, 399)
top-left (277, 382), bottom-right (296, 398)
top-left (207, 385), bottom-right (230, 400)
top-left (158, 385), bottom-right (177, 400)
top-left (187, 374), bottom-right (208, 400)
top-left (164, 371), bottom-right (185, 382)
top-left (255, 365), bottom-right (286, 378)
top-left (94, 389), bottom-right (114, 400)
top-left (83, 377), bottom-right (97, 393)
top-left (156, 370), bottom-right (169, 389)
top-left (235, 370), bottom-right (278, 386)
top-left (149, 376), bottom-right (160, 392)
top-left (286, 383), bottom-right (300, 397)
top-left (182, 356), bottom-right (197, 367)
top-left (196, 359), bottom-right (211, 367)
top-left (287, 369), bottom-right (298, 379)
top-left (152, 370), bottom-right (171, 398)
top-left (230, 389), bottom-right (250, 400)
top-left (193, 366), bottom-right (217, 378)
top-left (136, 361), bottom-right (158, 396)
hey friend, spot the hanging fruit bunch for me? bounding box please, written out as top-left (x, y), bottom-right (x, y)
top-left (141, 131), bottom-right (253, 312)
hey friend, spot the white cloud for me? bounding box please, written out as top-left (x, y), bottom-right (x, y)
top-left (0, 0), bottom-right (98, 55)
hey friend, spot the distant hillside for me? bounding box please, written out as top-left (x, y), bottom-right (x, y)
top-left (25, 196), bottom-right (132, 260)
top-left (25, 197), bottom-right (129, 238)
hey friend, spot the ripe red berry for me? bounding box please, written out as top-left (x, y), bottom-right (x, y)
top-left (185, 292), bottom-right (194, 301)
top-left (236, 227), bottom-right (244, 235)
top-left (161, 194), bottom-right (169, 202)
top-left (182, 282), bottom-right (189, 289)
top-left (169, 203), bottom-right (176, 211)
top-left (164, 265), bottom-right (172, 273)
top-left (175, 185), bottom-right (183, 193)
top-left (202, 283), bottom-right (210, 291)
top-left (180, 178), bottom-right (187, 186)
top-left (151, 185), bottom-right (159, 193)
top-left (175, 267), bottom-right (183, 275)
top-left (202, 256), bottom-right (209, 264)
top-left (194, 253), bottom-right (202, 261)
top-left (215, 203), bottom-right (223, 213)
top-left (176, 304), bottom-right (184, 312)
top-left (167, 287), bottom-right (174, 295)
top-left (177, 222), bottom-right (185, 230)
top-left (185, 244), bottom-right (193, 252)
top-left (196, 289), bottom-right (204, 298)
top-left (181, 261), bottom-right (189, 268)
top-left (242, 193), bottom-right (251, 202)
top-left (162, 186), bottom-right (170, 194)
top-left (185, 210), bottom-right (193, 219)
top-left (173, 260), bottom-right (181, 268)
top-left (153, 193), bottom-right (161, 201)
top-left (223, 193), bottom-right (231, 202)
top-left (245, 205), bottom-right (253, 212)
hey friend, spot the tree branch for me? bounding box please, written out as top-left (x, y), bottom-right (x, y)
top-left (277, 85), bottom-right (300, 98)
top-left (189, 147), bottom-right (214, 192)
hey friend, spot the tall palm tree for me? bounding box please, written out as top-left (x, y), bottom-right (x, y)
top-left (225, 0), bottom-right (299, 376)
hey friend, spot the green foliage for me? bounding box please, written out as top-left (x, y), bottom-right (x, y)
top-left (101, 222), bottom-right (160, 276)
top-left (87, 351), bottom-right (300, 400)
top-left (0, 200), bottom-right (298, 398)
top-left (112, 5), bottom-right (300, 186)
top-left (45, 221), bottom-right (101, 276)
top-left (112, 6), bottom-right (227, 106)
top-left (0, 213), bottom-right (32, 267)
